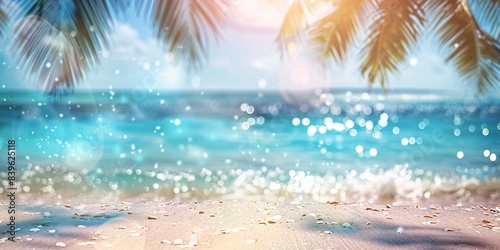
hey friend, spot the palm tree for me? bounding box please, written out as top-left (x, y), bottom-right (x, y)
top-left (277, 0), bottom-right (500, 94)
top-left (3, 0), bottom-right (228, 94)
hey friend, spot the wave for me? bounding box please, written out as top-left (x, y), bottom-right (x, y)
top-left (3, 164), bottom-right (498, 204)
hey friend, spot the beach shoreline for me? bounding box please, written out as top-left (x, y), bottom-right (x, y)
top-left (1, 200), bottom-right (499, 249)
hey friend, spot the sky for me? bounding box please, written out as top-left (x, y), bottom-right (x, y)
top-left (0, 0), bottom-right (468, 93)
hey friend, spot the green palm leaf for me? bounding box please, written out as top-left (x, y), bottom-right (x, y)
top-left (11, 0), bottom-right (121, 93)
top-left (139, 0), bottom-right (229, 69)
top-left (308, 0), bottom-right (375, 65)
top-left (360, 0), bottom-right (425, 87)
top-left (428, 0), bottom-right (500, 93)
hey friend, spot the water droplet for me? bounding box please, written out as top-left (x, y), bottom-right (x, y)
top-left (46, 63), bottom-right (51, 68)
top-left (115, 69), bottom-right (120, 74)
top-left (143, 63), bottom-right (150, 70)
top-left (356, 145), bottom-right (363, 153)
top-left (292, 118), bottom-right (300, 126)
top-left (490, 154), bottom-right (497, 161)
top-left (457, 151), bottom-right (464, 159)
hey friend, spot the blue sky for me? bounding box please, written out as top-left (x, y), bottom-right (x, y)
top-left (0, 0), bottom-right (468, 93)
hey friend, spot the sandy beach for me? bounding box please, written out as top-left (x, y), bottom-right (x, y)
top-left (1, 200), bottom-right (499, 249)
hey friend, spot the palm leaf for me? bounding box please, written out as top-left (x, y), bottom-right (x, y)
top-left (139, 0), bottom-right (229, 69)
top-left (308, 0), bottom-right (375, 66)
top-left (13, 15), bottom-right (83, 92)
top-left (477, 31), bottom-right (500, 92)
top-left (11, 0), bottom-right (118, 93)
top-left (360, 0), bottom-right (425, 87)
top-left (276, 0), bottom-right (325, 55)
top-left (428, 0), bottom-right (499, 93)
top-left (467, 0), bottom-right (500, 36)
top-left (0, 0), bottom-right (7, 36)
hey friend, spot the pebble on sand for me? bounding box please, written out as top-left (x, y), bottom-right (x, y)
top-left (161, 240), bottom-right (171, 244)
top-left (55, 242), bottom-right (66, 247)
top-left (245, 239), bottom-right (256, 244)
top-left (43, 212), bottom-right (51, 218)
top-left (78, 242), bottom-right (96, 246)
top-left (147, 215), bottom-right (158, 220)
top-left (342, 223), bottom-right (351, 228)
top-left (199, 210), bottom-right (205, 214)
top-left (173, 239), bottom-right (183, 245)
top-left (48, 229), bottom-right (56, 234)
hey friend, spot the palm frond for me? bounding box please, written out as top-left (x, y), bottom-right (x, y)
top-left (13, 15), bottom-right (83, 92)
top-left (11, 0), bottom-right (117, 93)
top-left (276, 0), bottom-right (325, 55)
top-left (0, 4), bottom-right (6, 36)
top-left (139, 0), bottom-right (229, 69)
top-left (477, 31), bottom-right (500, 93)
top-left (308, 0), bottom-right (375, 66)
top-left (360, 0), bottom-right (425, 87)
top-left (427, 0), bottom-right (499, 93)
top-left (467, 0), bottom-right (500, 36)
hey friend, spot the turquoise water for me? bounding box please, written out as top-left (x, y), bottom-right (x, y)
top-left (1, 90), bottom-right (499, 204)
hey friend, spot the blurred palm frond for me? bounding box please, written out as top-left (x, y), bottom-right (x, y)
top-left (428, 0), bottom-right (500, 93)
top-left (477, 31), bottom-right (500, 93)
top-left (276, 0), bottom-right (326, 56)
top-left (360, 0), bottom-right (425, 87)
top-left (467, 0), bottom-right (500, 35)
top-left (0, 0), bottom-right (8, 36)
top-left (13, 16), bottom-right (83, 92)
top-left (308, 0), bottom-right (375, 66)
top-left (11, 0), bottom-right (121, 93)
top-left (139, 0), bottom-right (230, 69)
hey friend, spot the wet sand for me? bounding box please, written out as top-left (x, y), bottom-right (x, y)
top-left (1, 200), bottom-right (499, 249)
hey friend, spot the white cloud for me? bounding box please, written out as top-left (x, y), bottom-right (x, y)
top-left (85, 23), bottom-right (186, 89)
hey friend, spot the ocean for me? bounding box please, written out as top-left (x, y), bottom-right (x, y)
top-left (1, 89), bottom-right (499, 204)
